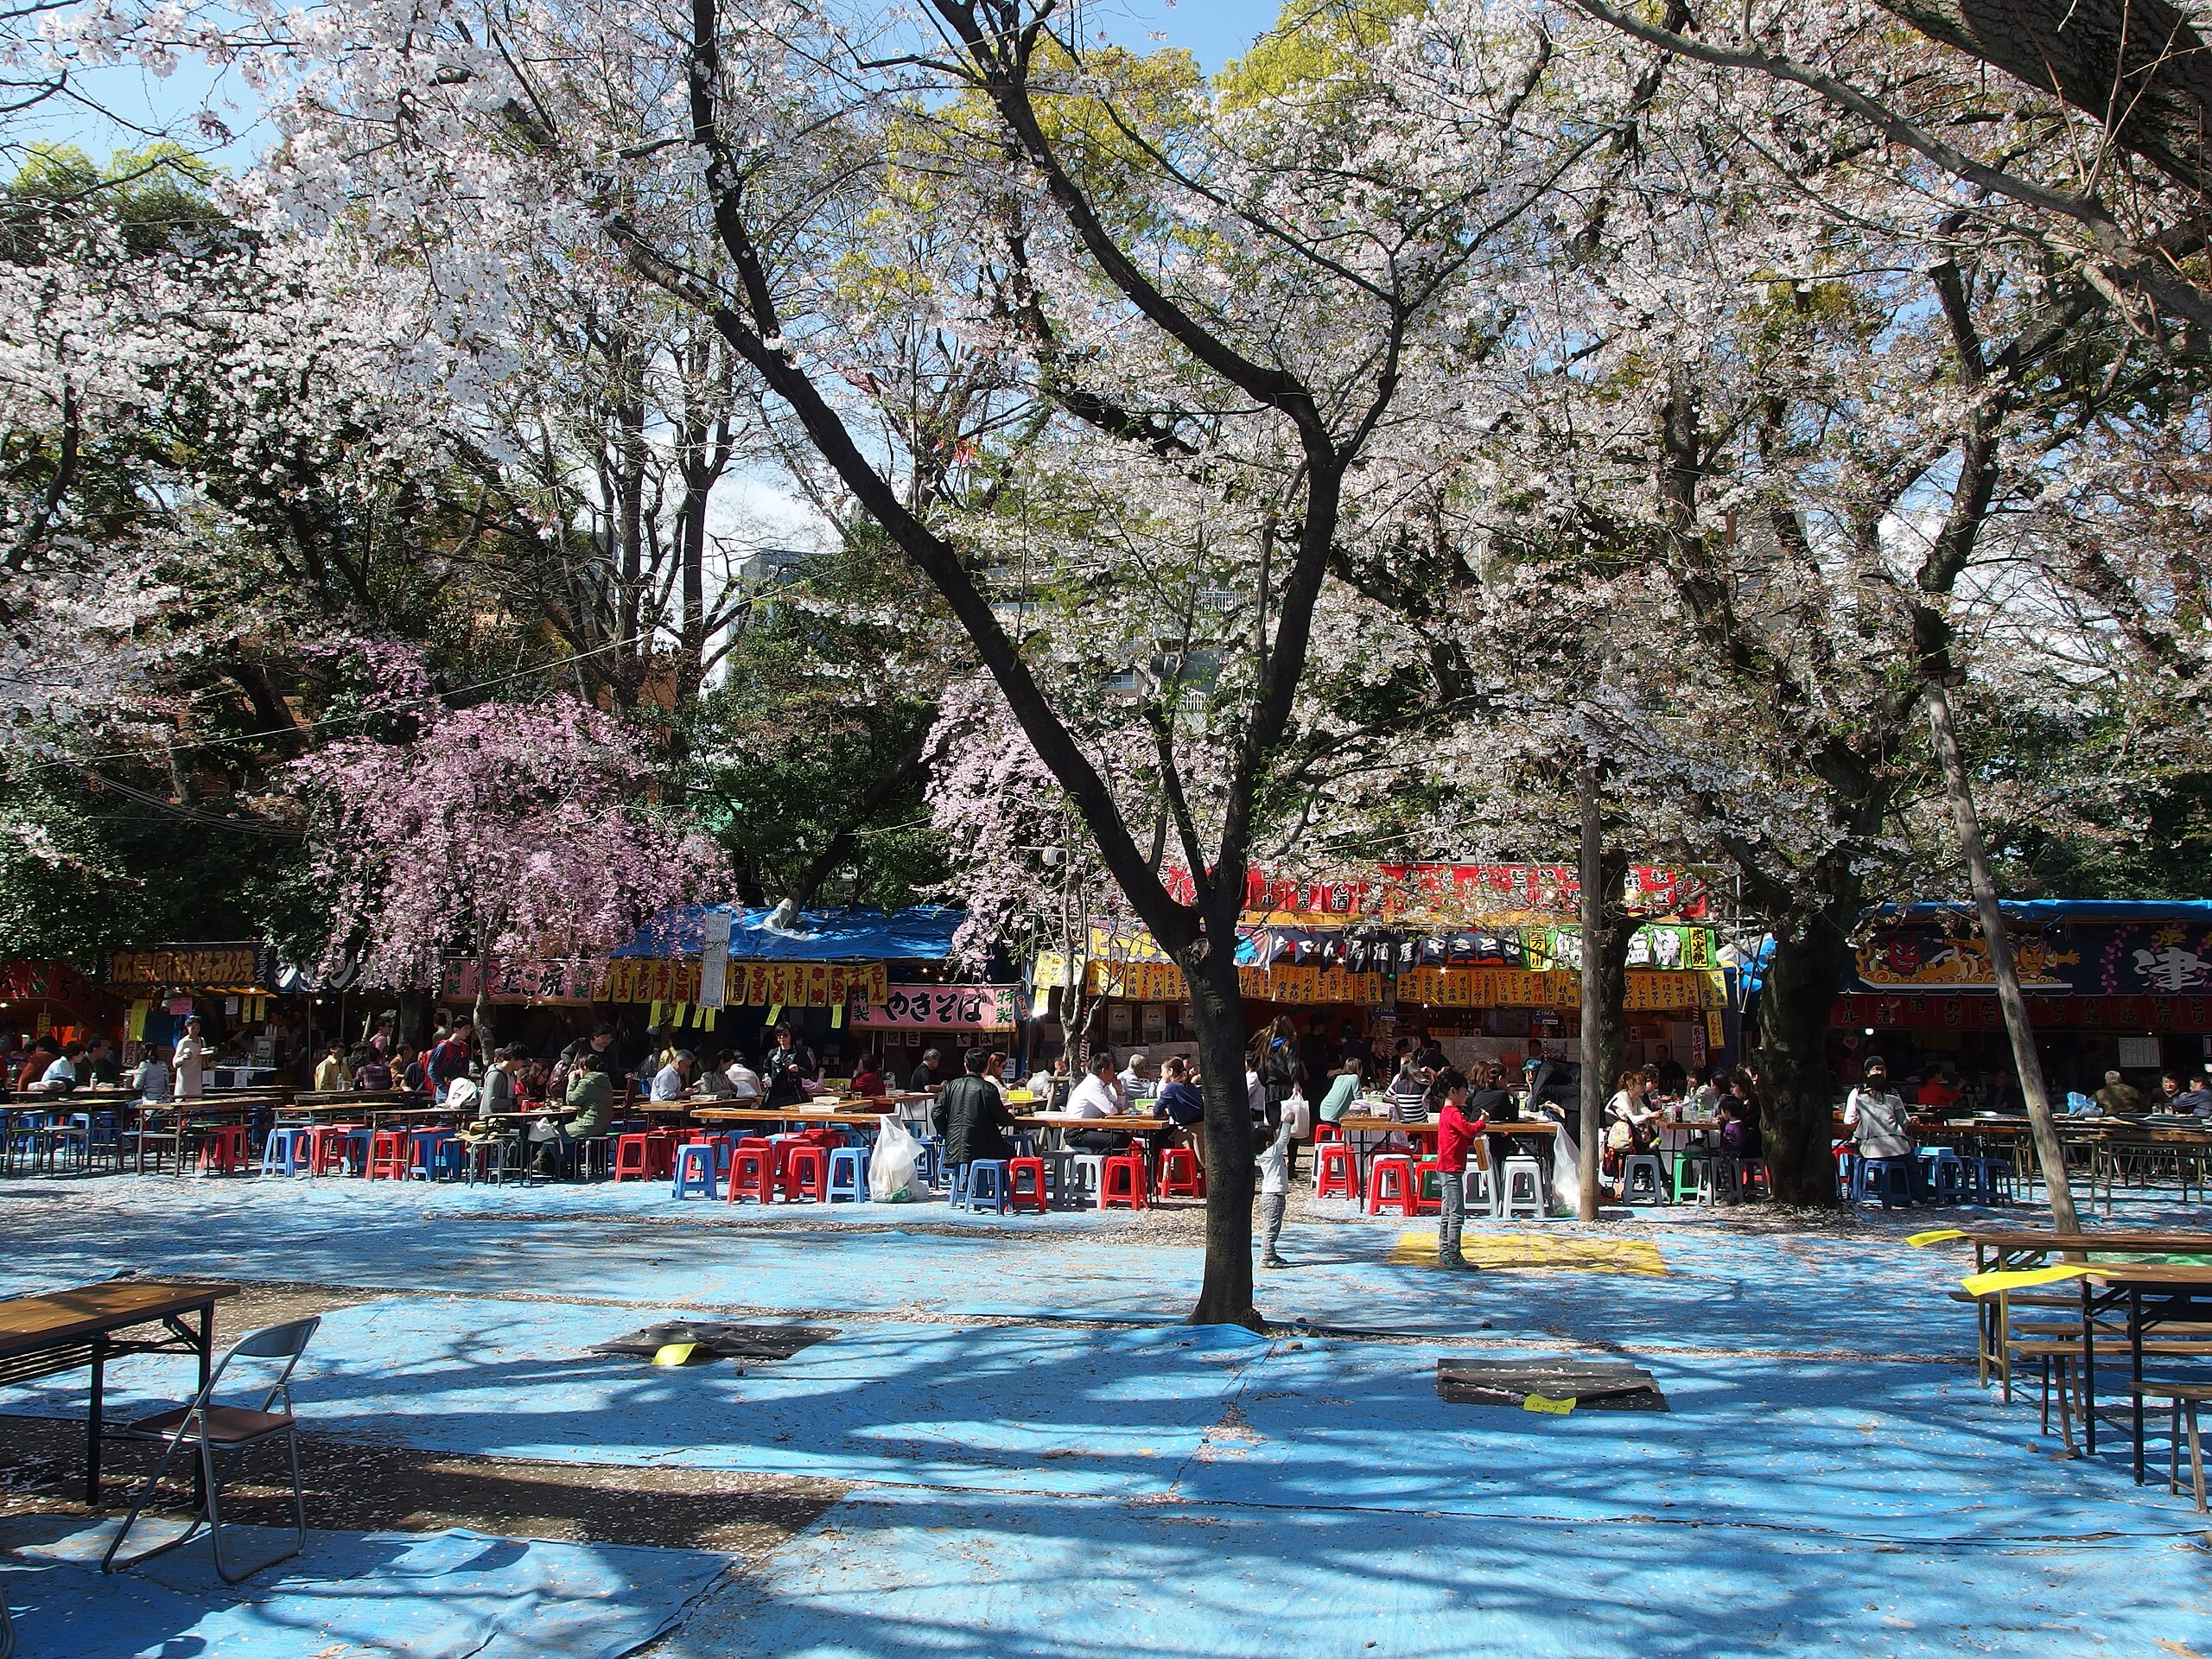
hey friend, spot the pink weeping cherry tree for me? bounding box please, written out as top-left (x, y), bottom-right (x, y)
top-left (286, 694), bottom-right (729, 1038)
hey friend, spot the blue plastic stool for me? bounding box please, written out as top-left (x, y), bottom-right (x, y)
top-left (826, 1146), bottom-right (870, 1203)
top-left (963, 1159), bottom-right (1009, 1214)
top-left (1918, 1148), bottom-right (1967, 1204)
top-left (1973, 1155), bottom-right (2018, 1204)
top-left (1853, 1155), bottom-right (1916, 1208)
top-left (671, 1141), bottom-right (720, 1199)
top-left (915, 1136), bottom-right (944, 1188)
top-left (259, 1126), bottom-right (313, 1177)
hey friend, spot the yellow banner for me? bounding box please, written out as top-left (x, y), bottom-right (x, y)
top-left (602, 957), bottom-right (887, 1008)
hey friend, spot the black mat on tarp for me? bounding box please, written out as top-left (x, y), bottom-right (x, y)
top-left (588, 1322), bottom-right (838, 1362)
top-left (1436, 1357), bottom-right (1667, 1411)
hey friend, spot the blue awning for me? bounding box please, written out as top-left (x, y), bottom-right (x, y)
top-left (611, 906), bottom-right (967, 962)
top-left (1870, 899), bottom-right (2212, 923)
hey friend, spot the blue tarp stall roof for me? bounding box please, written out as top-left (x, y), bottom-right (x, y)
top-left (611, 904), bottom-right (965, 961)
top-left (1871, 899), bottom-right (2212, 923)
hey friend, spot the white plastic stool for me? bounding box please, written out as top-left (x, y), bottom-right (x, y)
top-left (1498, 1156), bottom-right (1546, 1220)
top-left (1068, 1154), bottom-right (1107, 1208)
top-left (1620, 1154), bottom-right (1668, 1205)
top-left (1465, 1165), bottom-right (1497, 1217)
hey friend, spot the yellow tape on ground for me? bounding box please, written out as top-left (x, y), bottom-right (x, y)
top-left (1906, 1229), bottom-right (1968, 1247)
top-left (652, 1342), bottom-right (701, 1367)
top-left (1390, 1230), bottom-right (1667, 1275)
top-left (1959, 1265), bottom-right (2088, 1299)
top-left (1522, 1393), bottom-right (1577, 1414)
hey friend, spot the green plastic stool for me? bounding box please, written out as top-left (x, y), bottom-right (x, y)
top-left (1671, 1150), bottom-right (1713, 1205)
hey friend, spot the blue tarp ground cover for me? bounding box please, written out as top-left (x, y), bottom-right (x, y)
top-left (0, 1516), bottom-right (727, 1659)
top-left (11, 1175), bottom-right (2212, 1657)
top-left (654, 1484), bottom-right (2209, 1659)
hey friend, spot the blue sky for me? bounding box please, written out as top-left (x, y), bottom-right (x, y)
top-left (26, 0), bottom-right (1287, 176)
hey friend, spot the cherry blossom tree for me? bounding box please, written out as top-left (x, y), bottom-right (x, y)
top-left (284, 693), bottom-right (728, 1037)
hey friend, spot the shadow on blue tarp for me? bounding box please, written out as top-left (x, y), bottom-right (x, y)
top-left (0, 1516), bottom-right (728, 1659)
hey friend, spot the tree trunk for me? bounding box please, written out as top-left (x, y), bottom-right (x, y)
top-left (1578, 768), bottom-right (1606, 1219)
top-left (472, 946), bottom-right (494, 1053)
top-left (1578, 770), bottom-right (1632, 1219)
top-left (1182, 941), bottom-right (1259, 1330)
top-left (1923, 682), bottom-right (2080, 1232)
top-left (1752, 921), bottom-right (1847, 1205)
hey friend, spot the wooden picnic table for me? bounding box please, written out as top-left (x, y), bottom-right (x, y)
top-left (2076, 1262), bottom-right (2212, 1480)
top-left (0, 1278), bottom-right (238, 1503)
top-left (1961, 1228), bottom-right (2212, 1275)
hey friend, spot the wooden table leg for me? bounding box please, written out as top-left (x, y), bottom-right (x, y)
top-left (2132, 1287), bottom-right (2147, 1485)
top-left (86, 1331), bottom-right (105, 1506)
top-left (2082, 1278), bottom-right (2097, 1457)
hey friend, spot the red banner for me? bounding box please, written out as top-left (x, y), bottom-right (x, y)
top-left (1162, 863), bottom-right (1709, 923)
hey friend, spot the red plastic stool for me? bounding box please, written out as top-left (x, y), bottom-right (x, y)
top-left (727, 1141), bottom-right (772, 1202)
top-left (1366, 1154), bottom-right (1419, 1216)
top-left (1101, 1153), bottom-right (1149, 1210)
top-left (1314, 1141), bottom-right (1356, 1198)
top-left (308, 1125), bottom-right (356, 1176)
top-left (1314, 1122), bottom-right (1344, 1145)
top-left (1006, 1155), bottom-right (1050, 1214)
top-left (611, 1134), bottom-right (655, 1182)
top-left (365, 1129), bottom-right (412, 1180)
top-left (197, 1125), bottom-right (249, 1175)
top-left (1156, 1147), bottom-right (1204, 1200)
top-left (781, 1143), bottom-right (828, 1202)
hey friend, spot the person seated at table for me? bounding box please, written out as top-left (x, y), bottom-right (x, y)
top-left (81, 1037), bottom-right (121, 1088)
top-left (1915, 1065), bottom-right (1961, 1109)
top-left (10, 1037), bottom-right (56, 1093)
top-left (1844, 1056), bottom-right (1915, 1160)
top-left (313, 1044), bottom-right (349, 1092)
top-left (1385, 1052), bottom-right (1429, 1118)
top-left (849, 1052), bottom-right (888, 1099)
top-left (1157, 1056), bottom-right (1207, 1168)
top-left (537, 1048), bottom-right (615, 1174)
top-left (725, 1052), bottom-right (764, 1103)
top-left (1648, 1043), bottom-right (1688, 1096)
top-left (934, 1046), bottom-right (1018, 1185)
top-left (1313, 1055), bottom-right (1364, 1128)
top-left (695, 1049), bottom-right (739, 1099)
top-left (476, 1044), bottom-right (524, 1121)
top-left (1599, 1069), bottom-right (1660, 1198)
top-left (1066, 1052), bottom-right (1131, 1153)
top-left (131, 1045), bottom-right (174, 1104)
top-left (2177, 1072), bottom-right (2212, 1117)
top-left (652, 1050), bottom-right (696, 1101)
top-left (2154, 1071), bottom-right (2189, 1113)
top-left (28, 1041), bottom-right (83, 1096)
top-left (1118, 1051), bottom-right (1157, 1101)
top-left (2094, 1068), bottom-right (2146, 1116)
top-left (1716, 1094), bottom-right (1762, 1161)
top-left (351, 1046), bottom-right (391, 1090)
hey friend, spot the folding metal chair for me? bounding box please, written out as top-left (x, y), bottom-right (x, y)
top-left (100, 1315), bottom-right (320, 1584)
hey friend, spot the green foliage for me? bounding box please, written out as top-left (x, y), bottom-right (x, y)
top-left (680, 531), bottom-right (957, 910)
top-left (0, 773), bottom-right (316, 964)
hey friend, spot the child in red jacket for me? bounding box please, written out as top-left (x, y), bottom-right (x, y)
top-left (1433, 1067), bottom-right (1490, 1269)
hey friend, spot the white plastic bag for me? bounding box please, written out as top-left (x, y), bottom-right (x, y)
top-left (870, 1113), bottom-right (922, 1201)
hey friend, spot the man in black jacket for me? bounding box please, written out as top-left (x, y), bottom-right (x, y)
top-left (933, 1047), bottom-right (1016, 1187)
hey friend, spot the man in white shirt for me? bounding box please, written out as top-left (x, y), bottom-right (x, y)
top-left (1067, 1052), bottom-right (1128, 1153)
top-left (651, 1052), bottom-right (695, 1101)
